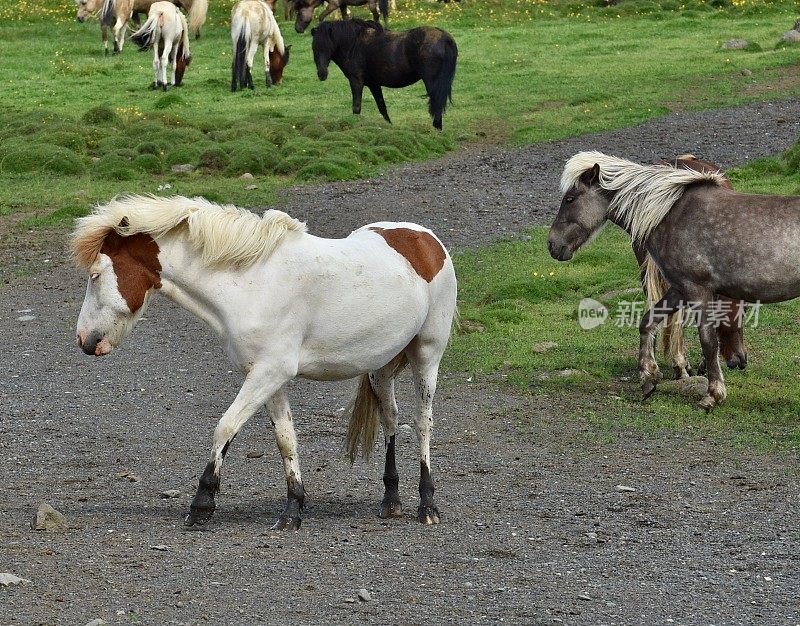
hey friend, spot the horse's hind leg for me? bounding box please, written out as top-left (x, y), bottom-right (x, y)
top-left (101, 23), bottom-right (109, 55)
top-left (368, 84), bottom-right (391, 123)
top-left (405, 340), bottom-right (446, 525)
top-left (150, 46), bottom-right (159, 89)
top-left (245, 38), bottom-right (259, 89)
top-left (160, 40), bottom-right (173, 90)
top-left (262, 43), bottom-right (272, 87)
top-left (639, 287), bottom-right (683, 399)
top-left (370, 364), bottom-right (402, 518)
top-left (113, 16), bottom-right (126, 53)
top-left (185, 368), bottom-right (289, 527)
top-left (267, 386), bottom-right (305, 530)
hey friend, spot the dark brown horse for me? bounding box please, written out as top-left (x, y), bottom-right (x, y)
top-left (292, 0), bottom-right (388, 33)
top-left (311, 19), bottom-right (457, 130)
top-left (636, 155), bottom-right (747, 378)
top-left (548, 150), bottom-right (800, 411)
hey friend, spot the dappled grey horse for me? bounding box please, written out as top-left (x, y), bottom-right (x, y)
top-left (548, 150), bottom-right (800, 411)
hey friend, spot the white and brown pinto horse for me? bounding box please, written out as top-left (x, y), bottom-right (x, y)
top-left (72, 196), bottom-right (457, 529)
top-left (96, 0), bottom-right (207, 54)
top-left (131, 2), bottom-right (192, 90)
top-left (230, 0), bottom-right (290, 91)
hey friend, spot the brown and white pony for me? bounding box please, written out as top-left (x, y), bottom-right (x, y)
top-left (231, 0), bottom-right (290, 91)
top-left (131, 2), bottom-right (191, 90)
top-left (98, 0), bottom-right (207, 54)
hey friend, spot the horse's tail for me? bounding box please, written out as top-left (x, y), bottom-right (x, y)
top-left (131, 11), bottom-right (160, 50)
top-left (346, 352), bottom-right (408, 463)
top-left (379, 0), bottom-right (389, 23)
top-left (187, 0), bottom-right (207, 37)
top-left (642, 253), bottom-right (685, 366)
top-left (100, 0), bottom-right (116, 27)
top-left (231, 16), bottom-right (249, 90)
top-left (428, 34), bottom-right (458, 122)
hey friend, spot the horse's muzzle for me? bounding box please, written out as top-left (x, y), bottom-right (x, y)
top-left (317, 68), bottom-right (328, 81)
top-left (77, 330), bottom-right (111, 356)
top-left (77, 16), bottom-right (86, 23)
top-left (547, 238), bottom-right (573, 262)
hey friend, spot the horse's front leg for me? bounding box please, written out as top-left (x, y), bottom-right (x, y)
top-left (367, 84), bottom-right (391, 123)
top-left (368, 0), bottom-right (379, 22)
top-left (262, 44), bottom-right (272, 87)
top-left (349, 78), bottom-right (364, 114)
top-left (160, 40), bottom-right (173, 90)
top-left (267, 387), bottom-right (304, 530)
top-left (185, 368), bottom-right (289, 527)
top-left (112, 16), bottom-right (127, 53)
top-left (101, 23), bottom-right (109, 55)
top-left (639, 287), bottom-right (683, 399)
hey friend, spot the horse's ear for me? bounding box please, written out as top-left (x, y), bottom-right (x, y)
top-left (119, 216), bottom-right (130, 229)
top-left (580, 163), bottom-right (600, 186)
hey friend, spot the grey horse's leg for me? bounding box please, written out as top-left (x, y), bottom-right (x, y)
top-left (639, 287), bottom-right (683, 399)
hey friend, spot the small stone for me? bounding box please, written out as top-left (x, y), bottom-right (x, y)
top-left (150, 544), bottom-right (170, 551)
top-left (459, 319), bottom-right (485, 334)
top-left (171, 163), bottom-right (195, 173)
top-left (246, 450), bottom-right (264, 459)
top-left (740, 69), bottom-right (753, 76)
top-left (240, 172), bottom-right (254, 180)
top-left (615, 485), bottom-right (636, 493)
top-left (344, 598), bottom-right (356, 604)
top-left (84, 620), bottom-right (108, 626)
top-left (721, 38), bottom-right (749, 50)
top-left (175, 601), bottom-right (185, 608)
top-left (357, 589), bottom-right (371, 602)
top-left (532, 341), bottom-right (558, 353)
top-left (782, 29), bottom-right (800, 42)
top-left (160, 489), bottom-right (181, 499)
top-left (31, 503), bottom-right (68, 532)
top-left (578, 593), bottom-right (591, 601)
top-left (245, 184), bottom-right (258, 190)
top-left (16, 315), bottom-right (35, 322)
top-left (116, 471), bottom-right (142, 483)
top-left (0, 573), bottom-right (32, 586)
top-left (398, 424), bottom-right (413, 434)
top-left (557, 368), bottom-right (584, 377)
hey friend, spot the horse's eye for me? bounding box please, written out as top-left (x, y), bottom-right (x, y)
top-left (91, 272), bottom-right (100, 282)
top-left (565, 196), bottom-right (575, 204)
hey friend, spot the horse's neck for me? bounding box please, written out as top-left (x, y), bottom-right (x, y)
top-left (155, 234), bottom-right (240, 337)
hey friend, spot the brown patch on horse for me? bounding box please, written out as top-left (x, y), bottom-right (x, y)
top-left (660, 156), bottom-right (733, 190)
top-left (370, 227), bottom-right (445, 282)
top-left (100, 232), bottom-right (162, 312)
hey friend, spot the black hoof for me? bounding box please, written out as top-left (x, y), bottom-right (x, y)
top-left (184, 505), bottom-right (215, 527)
top-left (641, 380), bottom-right (657, 400)
top-left (149, 82), bottom-right (158, 90)
top-left (162, 84), bottom-right (168, 92)
top-left (271, 514), bottom-right (301, 531)
top-left (379, 500), bottom-right (403, 519)
top-left (417, 505), bottom-right (440, 525)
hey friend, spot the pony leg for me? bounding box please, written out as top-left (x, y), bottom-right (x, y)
top-left (150, 46), bottom-right (159, 89)
top-left (101, 23), bottom-right (109, 55)
top-left (406, 343), bottom-right (444, 525)
top-left (695, 298), bottom-right (727, 412)
top-left (370, 365), bottom-right (402, 518)
top-left (348, 78), bottom-right (364, 114)
top-left (113, 16), bottom-right (126, 53)
top-left (267, 386), bottom-right (304, 530)
top-left (243, 39), bottom-right (257, 89)
top-left (367, 84), bottom-right (391, 123)
top-left (369, 0), bottom-right (379, 22)
top-left (160, 40), bottom-right (173, 90)
top-left (663, 310), bottom-right (691, 379)
top-left (639, 287), bottom-right (683, 399)
top-left (185, 368), bottom-right (289, 527)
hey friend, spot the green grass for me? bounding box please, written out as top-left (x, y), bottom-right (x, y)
top-left (446, 148), bottom-right (800, 451)
top-left (2, 0), bottom-right (800, 221)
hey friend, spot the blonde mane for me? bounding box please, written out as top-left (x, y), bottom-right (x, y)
top-left (560, 151), bottom-right (728, 244)
top-left (72, 194), bottom-right (307, 269)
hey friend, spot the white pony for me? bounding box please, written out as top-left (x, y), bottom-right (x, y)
top-left (230, 0), bottom-right (290, 91)
top-left (131, 2), bottom-right (192, 91)
top-left (72, 195), bottom-right (457, 530)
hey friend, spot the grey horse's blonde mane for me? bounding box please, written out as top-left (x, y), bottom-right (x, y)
top-left (561, 151), bottom-right (728, 244)
top-left (72, 194), bottom-right (307, 269)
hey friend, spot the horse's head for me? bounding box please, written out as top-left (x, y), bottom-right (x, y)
top-left (175, 52), bottom-right (191, 87)
top-left (76, 0), bottom-right (101, 22)
top-left (293, 0), bottom-right (315, 33)
top-left (548, 163), bottom-right (609, 261)
top-left (311, 25), bottom-right (333, 80)
top-left (268, 44), bottom-right (291, 85)
top-left (75, 226), bottom-right (162, 357)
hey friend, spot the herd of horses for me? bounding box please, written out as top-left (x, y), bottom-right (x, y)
top-left (63, 3), bottom-right (797, 530)
top-left (74, 0), bottom-right (458, 128)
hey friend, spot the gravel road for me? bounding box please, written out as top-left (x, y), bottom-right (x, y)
top-left (1, 99), bottom-right (799, 625)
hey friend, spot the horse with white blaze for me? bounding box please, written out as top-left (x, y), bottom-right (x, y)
top-left (72, 195), bottom-right (457, 529)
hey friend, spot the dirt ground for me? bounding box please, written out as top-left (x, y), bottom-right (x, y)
top-left (1, 99), bottom-right (800, 625)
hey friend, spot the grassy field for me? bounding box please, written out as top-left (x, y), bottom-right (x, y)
top-left (448, 148), bottom-right (800, 451)
top-left (2, 0), bottom-right (800, 222)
